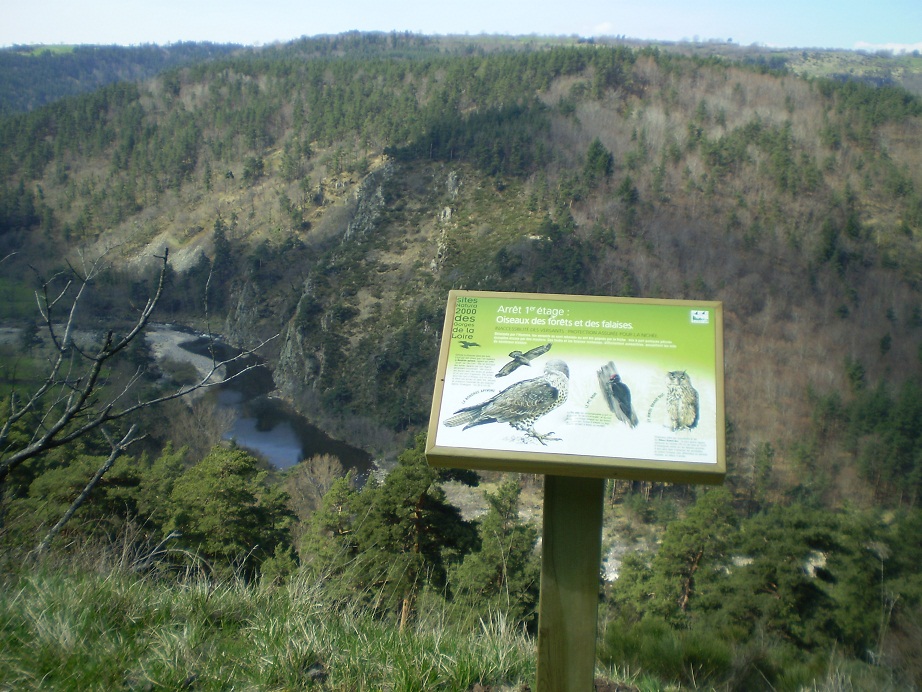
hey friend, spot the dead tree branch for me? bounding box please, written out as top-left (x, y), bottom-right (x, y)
top-left (0, 248), bottom-right (278, 536)
top-left (32, 424), bottom-right (142, 557)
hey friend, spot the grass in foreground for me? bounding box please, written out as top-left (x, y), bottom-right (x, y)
top-left (0, 568), bottom-right (540, 691)
top-left (1, 565), bottom-right (893, 691)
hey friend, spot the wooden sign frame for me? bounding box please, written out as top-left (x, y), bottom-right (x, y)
top-left (426, 290), bottom-right (725, 484)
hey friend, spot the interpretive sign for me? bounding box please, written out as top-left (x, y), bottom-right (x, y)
top-left (426, 290), bottom-right (725, 483)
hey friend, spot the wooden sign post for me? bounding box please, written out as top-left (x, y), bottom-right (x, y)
top-left (426, 291), bottom-right (726, 690)
top-left (537, 475), bottom-right (605, 690)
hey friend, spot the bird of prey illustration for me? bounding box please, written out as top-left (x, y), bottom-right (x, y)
top-left (459, 341), bottom-right (481, 349)
top-left (596, 361), bottom-right (638, 428)
top-left (444, 359), bottom-right (569, 445)
top-left (495, 342), bottom-right (552, 377)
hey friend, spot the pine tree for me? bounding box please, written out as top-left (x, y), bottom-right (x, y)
top-left (167, 445), bottom-right (293, 575)
top-left (136, 443), bottom-right (187, 530)
top-left (452, 479), bottom-right (540, 624)
top-left (350, 433), bottom-right (476, 627)
top-left (584, 137), bottom-right (614, 186)
top-left (299, 472), bottom-right (360, 583)
top-left (615, 488), bottom-right (737, 626)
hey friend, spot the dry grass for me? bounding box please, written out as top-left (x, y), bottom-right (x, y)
top-left (0, 567), bottom-right (542, 691)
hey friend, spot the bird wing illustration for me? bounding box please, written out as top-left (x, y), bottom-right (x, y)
top-left (521, 342), bottom-right (552, 360)
top-left (596, 361), bottom-right (638, 427)
top-left (444, 378), bottom-right (556, 428)
top-left (495, 342), bottom-right (552, 377)
top-left (495, 357), bottom-right (525, 378)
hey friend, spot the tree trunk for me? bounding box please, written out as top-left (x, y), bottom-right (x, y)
top-left (677, 549), bottom-right (704, 612)
top-left (399, 594), bottom-right (414, 632)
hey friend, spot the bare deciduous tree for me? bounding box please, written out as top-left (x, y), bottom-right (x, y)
top-left (285, 453), bottom-right (345, 523)
top-left (0, 249), bottom-right (277, 552)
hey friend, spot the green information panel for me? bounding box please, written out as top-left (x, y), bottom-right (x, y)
top-left (426, 290), bottom-right (725, 483)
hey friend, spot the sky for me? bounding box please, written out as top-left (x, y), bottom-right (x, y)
top-left (3, 0), bottom-right (921, 53)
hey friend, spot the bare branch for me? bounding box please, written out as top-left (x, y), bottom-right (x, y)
top-left (1, 248), bottom-right (276, 498)
top-left (32, 424), bottom-right (143, 557)
top-left (106, 249), bottom-right (168, 358)
top-left (1, 246), bottom-right (285, 543)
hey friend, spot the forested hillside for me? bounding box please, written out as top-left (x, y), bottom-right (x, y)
top-left (2, 32), bottom-right (922, 689)
top-left (0, 42), bottom-right (243, 115)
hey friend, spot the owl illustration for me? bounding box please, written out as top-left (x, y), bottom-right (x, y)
top-left (648, 370), bottom-right (700, 431)
top-left (665, 370), bottom-right (699, 431)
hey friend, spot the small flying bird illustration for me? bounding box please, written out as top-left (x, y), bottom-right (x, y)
top-left (444, 359), bottom-right (569, 445)
top-left (459, 341), bottom-right (481, 349)
top-left (597, 361), bottom-right (638, 428)
top-left (495, 342), bottom-right (552, 377)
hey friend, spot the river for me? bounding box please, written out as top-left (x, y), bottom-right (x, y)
top-left (147, 325), bottom-right (373, 478)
